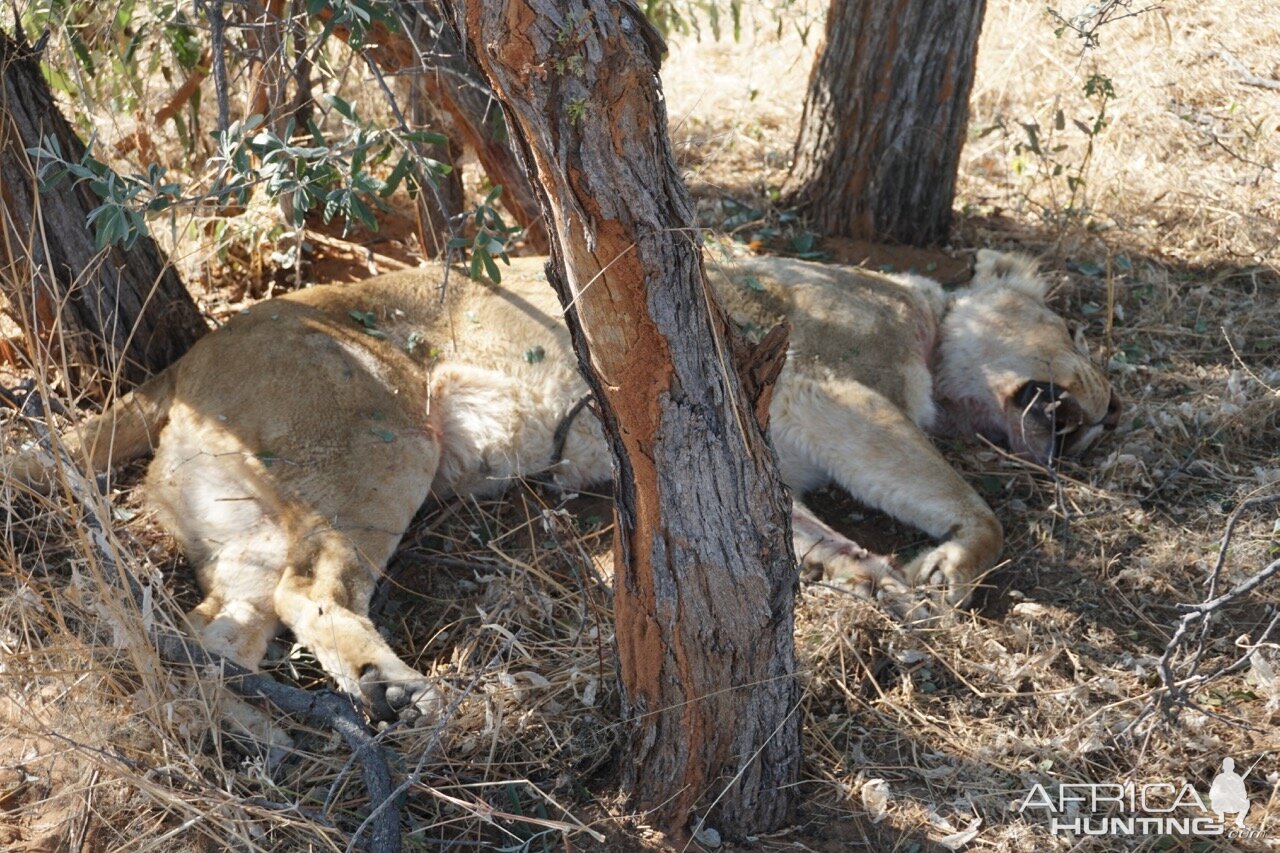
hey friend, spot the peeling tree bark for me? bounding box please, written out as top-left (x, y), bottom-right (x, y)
top-left (443, 0), bottom-right (800, 842)
top-left (782, 0), bottom-right (986, 246)
top-left (0, 31), bottom-right (208, 395)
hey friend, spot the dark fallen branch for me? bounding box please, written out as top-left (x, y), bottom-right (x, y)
top-left (342, 632), bottom-right (611, 852)
top-left (1, 379), bottom-right (68, 416)
top-left (151, 631), bottom-right (401, 853)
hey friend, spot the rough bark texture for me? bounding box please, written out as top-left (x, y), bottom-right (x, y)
top-left (445, 0), bottom-right (800, 841)
top-left (324, 3), bottom-right (549, 251)
top-left (783, 0), bottom-right (987, 246)
top-left (0, 31), bottom-right (207, 394)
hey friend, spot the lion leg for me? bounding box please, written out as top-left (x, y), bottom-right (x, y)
top-left (791, 500), bottom-right (905, 596)
top-left (772, 378), bottom-right (1002, 608)
top-left (273, 529), bottom-right (443, 726)
top-left (184, 590), bottom-right (292, 755)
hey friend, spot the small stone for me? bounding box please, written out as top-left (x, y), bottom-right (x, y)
top-left (693, 825), bottom-right (721, 848)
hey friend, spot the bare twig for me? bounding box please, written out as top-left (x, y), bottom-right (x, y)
top-left (357, 49), bottom-right (462, 271)
top-left (206, 0), bottom-right (231, 133)
top-left (1127, 494), bottom-right (1280, 735)
top-left (1047, 1), bottom-right (1163, 52)
top-left (1201, 495), bottom-right (1280, 610)
top-left (115, 51), bottom-right (213, 158)
top-left (1218, 47), bottom-right (1280, 91)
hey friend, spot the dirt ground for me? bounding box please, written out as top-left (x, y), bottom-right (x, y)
top-left (1, 1), bottom-right (1278, 850)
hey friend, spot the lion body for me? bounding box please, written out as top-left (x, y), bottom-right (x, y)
top-left (14, 251), bottom-right (1115, 724)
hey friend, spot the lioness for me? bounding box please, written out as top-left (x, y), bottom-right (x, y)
top-left (11, 250), bottom-right (1116, 725)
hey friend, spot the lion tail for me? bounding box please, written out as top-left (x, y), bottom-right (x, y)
top-left (9, 369), bottom-right (177, 493)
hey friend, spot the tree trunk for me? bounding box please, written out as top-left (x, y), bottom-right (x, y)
top-left (782, 0), bottom-right (986, 246)
top-left (323, 2), bottom-right (549, 251)
top-left (445, 0), bottom-right (800, 842)
top-left (0, 31), bottom-right (208, 395)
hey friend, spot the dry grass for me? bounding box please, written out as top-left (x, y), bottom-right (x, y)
top-left (3, 1), bottom-right (1280, 850)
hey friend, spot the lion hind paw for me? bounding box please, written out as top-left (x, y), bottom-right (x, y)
top-left (358, 665), bottom-right (445, 726)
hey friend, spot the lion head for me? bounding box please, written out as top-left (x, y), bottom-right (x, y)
top-left (934, 251), bottom-right (1120, 465)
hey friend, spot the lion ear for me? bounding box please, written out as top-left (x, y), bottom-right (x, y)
top-left (974, 250), bottom-right (1048, 300)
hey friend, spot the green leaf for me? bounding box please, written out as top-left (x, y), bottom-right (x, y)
top-left (325, 94), bottom-right (358, 122)
top-left (976, 475), bottom-right (1003, 496)
top-left (348, 195), bottom-right (377, 230)
top-left (91, 208), bottom-right (117, 250)
top-left (1068, 259), bottom-right (1105, 277)
top-left (481, 250), bottom-right (501, 283)
top-left (68, 31), bottom-right (95, 75)
top-left (403, 130), bottom-right (449, 146)
top-left (165, 15), bottom-right (203, 69)
top-left (1020, 122), bottom-right (1042, 155)
top-left (382, 154), bottom-right (414, 197)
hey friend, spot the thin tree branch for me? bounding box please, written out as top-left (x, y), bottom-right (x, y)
top-left (1126, 493), bottom-right (1280, 737)
top-left (207, 0), bottom-right (231, 133)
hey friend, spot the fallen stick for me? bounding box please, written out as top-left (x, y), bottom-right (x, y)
top-left (151, 631), bottom-right (402, 853)
top-left (1125, 493), bottom-right (1280, 738)
top-left (1218, 47), bottom-right (1280, 91)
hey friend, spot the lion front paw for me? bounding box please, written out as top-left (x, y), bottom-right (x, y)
top-left (358, 665), bottom-right (445, 726)
top-left (902, 542), bottom-right (981, 608)
top-left (816, 550), bottom-right (910, 600)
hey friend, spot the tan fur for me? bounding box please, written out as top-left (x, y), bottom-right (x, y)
top-left (11, 251), bottom-right (1115, 725)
